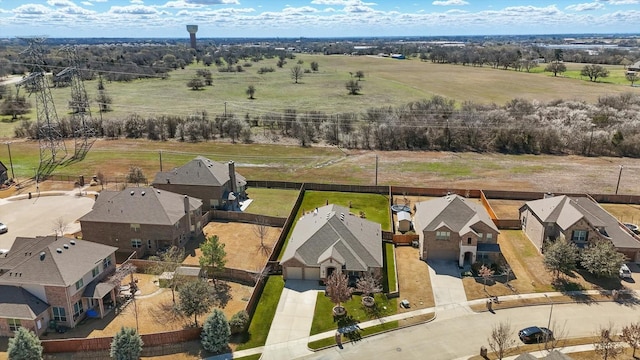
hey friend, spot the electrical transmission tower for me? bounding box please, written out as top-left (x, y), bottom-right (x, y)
top-left (56, 46), bottom-right (95, 160)
top-left (16, 37), bottom-right (67, 177)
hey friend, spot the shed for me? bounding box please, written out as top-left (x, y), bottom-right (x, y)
top-left (397, 211), bottom-right (412, 232)
top-left (158, 266), bottom-right (205, 287)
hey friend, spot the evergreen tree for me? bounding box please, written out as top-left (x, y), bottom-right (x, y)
top-left (543, 237), bottom-right (579, 279)
top-left (109, 327), bottom-right (143, 360)
top-left (201, 309), bottom-right (231, 353)
top-left (581, 240), bottom-right (626, 278)
top-left (7, 327), bottom-right (43, 360)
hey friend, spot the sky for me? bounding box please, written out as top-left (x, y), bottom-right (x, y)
top-left (0, 0), bottom-right (639, 38)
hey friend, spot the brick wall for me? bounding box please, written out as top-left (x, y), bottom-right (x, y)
top-left (209, 210), bottom-right (286, 227)
top-left (154, 183), bottom-right (225, 211)
top-left (44, 286), bottom-right (72, 327)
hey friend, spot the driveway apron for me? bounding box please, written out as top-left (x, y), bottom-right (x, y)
top-left (427, 259), bottom-right (471, 318)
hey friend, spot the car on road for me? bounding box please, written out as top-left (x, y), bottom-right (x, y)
top-left (624, 223), bottom-right (640, 234)
top-left (518, 326), bottom-right (553, 344)
top-left (0, 222), bottom-right (7, 234)
top-left (620, 264), bottom-right (632, 279)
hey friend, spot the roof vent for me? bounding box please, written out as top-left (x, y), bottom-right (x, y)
top-left (157, 190), bottom-right (161, 194)
top-left (70, 240), bottom-right (76, 245)
top-left (39, 252), bottom-right (46, 260)
top-left (56, 248), bottom-right (63, 253)
top-left (63, 244), bottom-right (69, 249)
top-left (141, 191), bottom-right (146, 196)
top-left (130, 191), bottom-right (135, 196)
top-left (340, 213), bottom-right (345, 221)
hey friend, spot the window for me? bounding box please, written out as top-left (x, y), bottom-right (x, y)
top-left (103, 256), bottom-right (112, 269)
top-left (467, 238), bottom-right (472, 245)
top-left (148, 239), bottom-right (152, 249)
top-left (572, 230), bottom-right (588, 242)
top-left (130, 223), bottom-right (140, 232)
top-left (53, 307), bottom-right (67, 322)
top-left (92, 266), bottom-right (100, 278)
top-left (486, 233), bottom-right (493, 241)
top-left (436, 231), bottom-right (450, 241)
top-left (75, 278), bottom-right (84, 290)
top-left (8, 319), bottom-right (20, 331)
top-left (73, 300), bottom-right (84, 319)
top-left (522, 216), bottom-right (527, 227)
top-left (131, 239), bottom-right (142, 248)
top-left (477, 232), bottom-right (483, 239)
top-left (210, 199), bottom-right (219, 208)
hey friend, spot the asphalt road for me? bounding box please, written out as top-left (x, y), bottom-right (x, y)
top-left (0, 193), bottom-right (94, 250)
top-left (300, 302), bottom-right (640, 360)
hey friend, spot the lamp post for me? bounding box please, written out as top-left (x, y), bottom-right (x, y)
top-left (544, 294), bottom-right (554, 347)
top-left (615, 165), bottom-right (624, 195)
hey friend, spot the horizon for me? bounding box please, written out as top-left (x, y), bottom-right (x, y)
top-left (1, 0), bottom-right (640, 39)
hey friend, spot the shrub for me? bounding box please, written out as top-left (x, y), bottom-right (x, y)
top-left (229, 310), bottom-right (250, 335)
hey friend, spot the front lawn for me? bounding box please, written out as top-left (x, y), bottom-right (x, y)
top-left (310, 292), bottom-right (397, 335)
top-left (235, 276), bottom-right (284, 350)
top-left (383, 242), bottom-right (396, 293)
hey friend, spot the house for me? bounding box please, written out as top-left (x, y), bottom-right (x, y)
top-left (79, 187), bottom-right (202, 258)
top-left (628, 60), bottom-right (640, 72)
top-left (280, 204), bottom-right (383, 282)
top-left (414, 194), bottom-right (500, 266)
top-left (0, 161), bottom-right (8, 184)
top-left (0, 236), bottom-right (117, 336)
top-left (519, 195), bottom-right (640, 261)
top-left (397, 211), bottom-right (412, 232)
top-left (152, 156), bottom-right (246, 211)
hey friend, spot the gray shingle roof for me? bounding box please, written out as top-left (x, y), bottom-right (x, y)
top-left (280, 204), bottom-right (382, 271)
top-left (83, 279), bottom-right (117, 298)
top-left (79, 187), bottom-right (202, 225)
top-left (414, 195), bottom-right (499, 235)
top-left (0, 236), bottom-right (117, 287)
top-left (152, 156), bottom-right (246, 188)
top-left (523, 195), bottom-right (640, 249)
top-left (0, 285), bottom-right (49, 320)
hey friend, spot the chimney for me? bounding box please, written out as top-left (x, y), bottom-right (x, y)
top-left (184, 195), bottom-right (192, 232)
top-left (228, 160), bottom-right (237, 195)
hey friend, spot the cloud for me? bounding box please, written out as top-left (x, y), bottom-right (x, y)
top-left (432, 0), bottom-right (469, 5)
top-left (282, 6), bottom-right (319, 14)
top-left (131, 0), bottom-right (144, 4)
top-left (109, 5), bottom-right (160, 14)
top-left (601, 0), bottom-right (639, 4)
top-left (47, 0), bottom-right (77, 7)
top-left (81, 1), bottom-right (93, 5)
top-left (566, 2), bottom-right (605, 11)
top-left (184, 0), bottom-right (240, 4)
top-left (13, 4), bottom-right (54, 15)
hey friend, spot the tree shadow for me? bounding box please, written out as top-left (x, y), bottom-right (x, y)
top-left (334, 314), bottom-right (362, 344)
top-left (209, 281), bottom-right (232, 308)
top-left (551, 278), bottom-right (597, 304)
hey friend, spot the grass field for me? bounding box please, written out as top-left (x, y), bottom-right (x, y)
top-left (1, 54), bottom-right (637, 137)
top-left (244, 187), bottom-right (300, 218)
top-left (235, 276), bottom-right (284, 350)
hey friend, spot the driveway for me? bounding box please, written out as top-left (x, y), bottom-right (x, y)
top-left (0, 193), bottom-right (95, 249)
top-left (261, 279), bottom-right (323, 360)
top-left (427, 259), bottom-right (470, 316)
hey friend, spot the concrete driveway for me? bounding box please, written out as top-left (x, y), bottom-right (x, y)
top-left (0, 193), bottom-right (95, 249)
top-left (261, 279), bottom-right (323, 360)
top-left (427, 260), bottom-right (470, 316)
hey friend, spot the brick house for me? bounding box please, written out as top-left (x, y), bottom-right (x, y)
top-left (519, 195), bottom-right (640, 261)
top-left (0, 236), bottom-right (117, 336)
top-left (152, 156), bottom-right (246, 211)
top-left (79, 187), bottom-right (203, 258)
top-left (280, 204), bottom-right (382, 282)
top-left (414, 194), bottom-right (500, 266)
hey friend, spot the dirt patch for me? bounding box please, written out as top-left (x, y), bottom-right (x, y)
top-left (183, 221), bottom-right (281, 271)
top-left (487, 199), bottom-right (526, 219)
top-left (395, 246), bottom-right (435, 311)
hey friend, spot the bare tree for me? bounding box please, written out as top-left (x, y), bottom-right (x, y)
top-left (290, 65), bottom-right (304, 84)
top-left (355, 273), bottom-right (382, 296)
top-left (487, 321), bottom-right (517, 360)
top-left (595, 324), bottom-right (623, 360)
top-left (345, 79), bottom-right (361, 95)
top-left (52, 217), bottom-right (67, 238)
top-left (246, 85), bottom-right (256, 99)
top-left (478, 264), bottom-right (494, 291)
top-left (325, 271), bottom-right (352, 312)
top-left (621, 322), bottom-right (640, 358)
top-left (252, 218), bottom-right (272, 256)
top-left (149, 246), bottom-right (185, 304)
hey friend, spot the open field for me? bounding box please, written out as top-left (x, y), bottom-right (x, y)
top-left (600, 203), bottom-right (640, 225)
top-left (1, 54), bottom-right (637, 137)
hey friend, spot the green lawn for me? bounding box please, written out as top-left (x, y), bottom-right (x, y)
top-left (277, 190), bottom-right (391, 260)
top-left (308, 320), bottom-right (399, 350)
top-left (244, 187), bottom-right (300, 218)
top-left (234, 354), bottom-right (261, 360)
top-left (383, 242), bottom-right (397, 293)
top-left (309, 292), bottom-right (397, 335)
top-left (236, 276), bottom-right (284, 350)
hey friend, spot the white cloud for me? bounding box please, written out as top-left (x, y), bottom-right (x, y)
top-left (184, 0), bottom-right (239, 4)
top-left (131, 0), bottom-right (144, 4)
top-left (566, 2), bottom-right (605, 11)
top-left (108, 5), bottom-right (160, 14)
top-left (432, 0), bottom-right (469, 6)
top-left (81, 1), bottom-right (93, 5)
top-left (47, 0), bottom-right (76, 7)
top-left (310, 0), bottom-right (350, 4)
top-left (14, 4), bottom-right (54, 15)
top-left (282, 6), bottom-right (319, 14)
top-left (598, 0), bottom-right (639, 4)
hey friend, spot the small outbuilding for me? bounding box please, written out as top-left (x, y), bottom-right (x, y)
top-left (397, 211), bottom-right (412, 232)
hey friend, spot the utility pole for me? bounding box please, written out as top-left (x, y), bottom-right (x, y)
top-left (544, 294), bottom-right (554, 348)
top-left (159, 150), bottom-right (163, 172)
top-left (615, 165), bottom-right (624, 195)
top-left (375, 154), bottom-right (378, 186)
top-left (224, 102), bottom-right (227, 118)
top-left (6, 142), bottom-right (15, 180)
top-left (587, 124), bottom-right (595, 157)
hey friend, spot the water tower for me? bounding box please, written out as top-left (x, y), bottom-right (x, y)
top-left (186, 25), bottom-right (198, 49)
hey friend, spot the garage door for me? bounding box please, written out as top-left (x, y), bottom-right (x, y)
top-left (286, 267), bottom-right (303, 280)
top-left (427, 248), bottom-right (458, 261)
top-left (305, 268), bottom-right (320, 281)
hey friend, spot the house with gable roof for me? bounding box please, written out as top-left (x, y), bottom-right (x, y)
top-left (280, 204), bottom-right (383, 282)
top-left (152, 156), bottom-right (246, 211)
top-left (79, 187), bottom-right (202, 258)
top-left (519, 195), bottom-right (640, 261)
top-left (414, 194), bottom-right (500, 267)
top-left (0, 236), bottom-right (117, 336)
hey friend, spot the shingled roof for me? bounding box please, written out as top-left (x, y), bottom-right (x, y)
top-left (522, 195), bottom-right (640, 249)
top-left (414, 194), bottom-right (498, 235)
top-left (0, 285), bottom-right (49, 320)
top-left (0, 236), bottom-right (117, 287)
top-left (280, 204), bottom-right (382, 271)
top-left (152, 156), bottom-right (246, 188)
top-left (79, 187), bottom-right (201, 225)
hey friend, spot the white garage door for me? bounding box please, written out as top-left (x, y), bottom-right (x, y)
top-left (286, 267), bottom-right (303, 280)
top-left (305, 268), bottom-right (320, 281)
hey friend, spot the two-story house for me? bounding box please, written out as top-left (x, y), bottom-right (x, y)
top-left (519, 195), bottom-right (640, 261)
top-left (414, 194), bottom-right (501, 267)
top-left (0, 236), bottom-right (117, 336)
top-left (79, 187), bottom-right (203, 258)
top-left (152, 156), bottom-right (246, 211)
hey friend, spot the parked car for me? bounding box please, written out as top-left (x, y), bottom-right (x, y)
top-left (620, 264), bottom-right (632, 279)
top-left (624, 223), bottom-right (640, 235)
top-left (518, 326), bottom-right (553, 344)
top-left (0, 222), bottom-right (7, 234)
